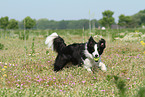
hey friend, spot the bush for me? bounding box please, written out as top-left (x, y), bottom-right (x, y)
top-left (0, 43), bottom-right (4, 50)
top-left (137, 87), bottom-right (145, 97)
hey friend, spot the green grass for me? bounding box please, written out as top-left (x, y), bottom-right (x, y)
top-left (0, 29), bottom-right (145, 96)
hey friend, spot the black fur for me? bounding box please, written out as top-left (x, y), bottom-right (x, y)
top-left (52, 36), bottom-right (105, 71)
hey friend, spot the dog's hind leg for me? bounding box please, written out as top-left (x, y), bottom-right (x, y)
top-left (53, 55), bottom-right (69, 72)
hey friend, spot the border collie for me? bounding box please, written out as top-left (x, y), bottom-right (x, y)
top-left (45, 33), bottom-right (107, 72)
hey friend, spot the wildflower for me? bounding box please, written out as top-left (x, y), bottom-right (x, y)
top-left (3, 74), bottom-right (7, 77)
top-left (37, 78), bottom-right (42, 83)
top-left (2, 68), bottom-right (5, 71)
top-left (4, 66), bottom-right (7, 68)
top-left (140, 41), bottom-right (144, 44)
top-left (101, 90), bottom-right (105, 92)
top-left (140, 41), bottom-right (145, 46)
top-left (82, 81), bottom-right (86, 83)
top-left (36, 75), bottom-right (39, 78)
top-left (72, 82), bottom-right (75, 85)
top-left (16, 84), bottom-right (19, 86)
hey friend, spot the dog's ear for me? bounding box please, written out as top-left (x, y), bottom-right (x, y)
top-left (99, 38), bottom-right (106, 48)
top-left (98, 38), bottom-right (106, 55)
top-left (88, 36), bottom-right (95, 46)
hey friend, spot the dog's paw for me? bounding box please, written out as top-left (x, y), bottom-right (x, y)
top-left (99, 62), bottom-right (107, 72)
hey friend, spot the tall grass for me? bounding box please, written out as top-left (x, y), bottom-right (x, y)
top-left (0, 29), bottom-right (145, 96)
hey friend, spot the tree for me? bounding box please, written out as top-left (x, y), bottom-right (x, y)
top-left (36, 18), bottom-right (49, 29)
top-left (99, 10), bottom-right (115, 28)
top-left (0, 16), bottom-right (9, 30)
top-left (58, 20), bottom-right (68, 29)
top-left (131, 9), bottom-right (145, 27)
top-left (23, 16), bottom-right (36, 29)
top-left (118, 14), bottom-right (132, 28)
top-left (7, 19), bottom-right (18, 29)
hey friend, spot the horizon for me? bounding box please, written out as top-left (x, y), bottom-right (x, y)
top-left (0, 0), bottom-right (145, 22)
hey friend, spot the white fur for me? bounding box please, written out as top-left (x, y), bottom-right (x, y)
top-left (45, 32), bottom-right (58, 51)
top-left (84, 43), bottom-right (93, 59)
top-left (92, 44), bottom-right (99, 57)
top-left (83, 43), bottom-right (107, 72)
top-left (99, 62), bottom-right (107, 71)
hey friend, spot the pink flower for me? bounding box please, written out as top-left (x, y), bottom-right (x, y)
top-left (101, 90), bottom-right (105, 92)
top-left (82, 81), bottom-right (86, 83)
top-left (37, 78), bottom-right (42, 83)
top-left (16, 84), bottom-right (19, 86)
top-left (72, 82), bottom-right (75, 85)
top-left (59, 90), bottom-right (62, 92)
top-left (36, 75), bottom-right (39, 78)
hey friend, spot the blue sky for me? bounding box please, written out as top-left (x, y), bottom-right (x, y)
top-left (0, 0), bottom-right (145, 22)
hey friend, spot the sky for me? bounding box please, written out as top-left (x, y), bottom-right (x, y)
top-left (0, 0), bottom-right (145, 22)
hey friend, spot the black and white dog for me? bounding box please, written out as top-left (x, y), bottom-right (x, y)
top-left (45, 33), bottom-right (107, 72)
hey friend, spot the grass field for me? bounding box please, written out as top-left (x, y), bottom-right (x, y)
top-left (0, 29), bottom-right (145, 97)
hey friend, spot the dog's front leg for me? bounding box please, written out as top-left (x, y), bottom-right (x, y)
top-left (99, 62), bottom-right (107, 71)
top-left (83, 58), bottom-right (93, 73)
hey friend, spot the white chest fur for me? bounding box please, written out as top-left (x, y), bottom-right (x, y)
top-left (83, 57), bottom-right (107, 72)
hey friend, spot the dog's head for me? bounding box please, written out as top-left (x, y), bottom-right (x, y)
top-left (87, 36), bottom-right (106, 61)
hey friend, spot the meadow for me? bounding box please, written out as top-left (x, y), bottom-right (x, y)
top-left (0, 29), bottom-right (145, 97)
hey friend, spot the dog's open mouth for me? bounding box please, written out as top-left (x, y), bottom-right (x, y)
top-left (94, 57), bottom-right (100, 62)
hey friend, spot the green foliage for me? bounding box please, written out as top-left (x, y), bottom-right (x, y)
top-left (132, 9), bottom-right (145, 26)
top-left (0, 43), bottom-right (4, 50)
top-left (23, 16), bottom-right (36, 29)
top-left (7, 19), bottom-right (18, 29)
top-left (113, 75), bottom-right (126, 97)
top-left (46, 50), bottom-right (49, 54)
top-left (36, 19), bottom-right (99, 30)
top-left (31, 38), bottom-right (35, 56)
top-left (118, 14), bottom-right (132, 28)
top-left (0, 16), bottom-right (9, 30)
top-left (19, 31), bottom-right (29, 40)
top-left (0, 29), bottom-right (145, 96)
top-left (99, 10), bottom-right (115, 28)
top-left (137, 87), bottom-right (145, 97)
top-left (106, 75), bottom-right (113, 81)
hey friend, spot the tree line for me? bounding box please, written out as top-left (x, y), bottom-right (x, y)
top-left (0, 9), bottom-right (145, 30)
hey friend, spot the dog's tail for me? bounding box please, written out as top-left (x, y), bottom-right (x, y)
top-left (45, 32), bottom-right (66, 53)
